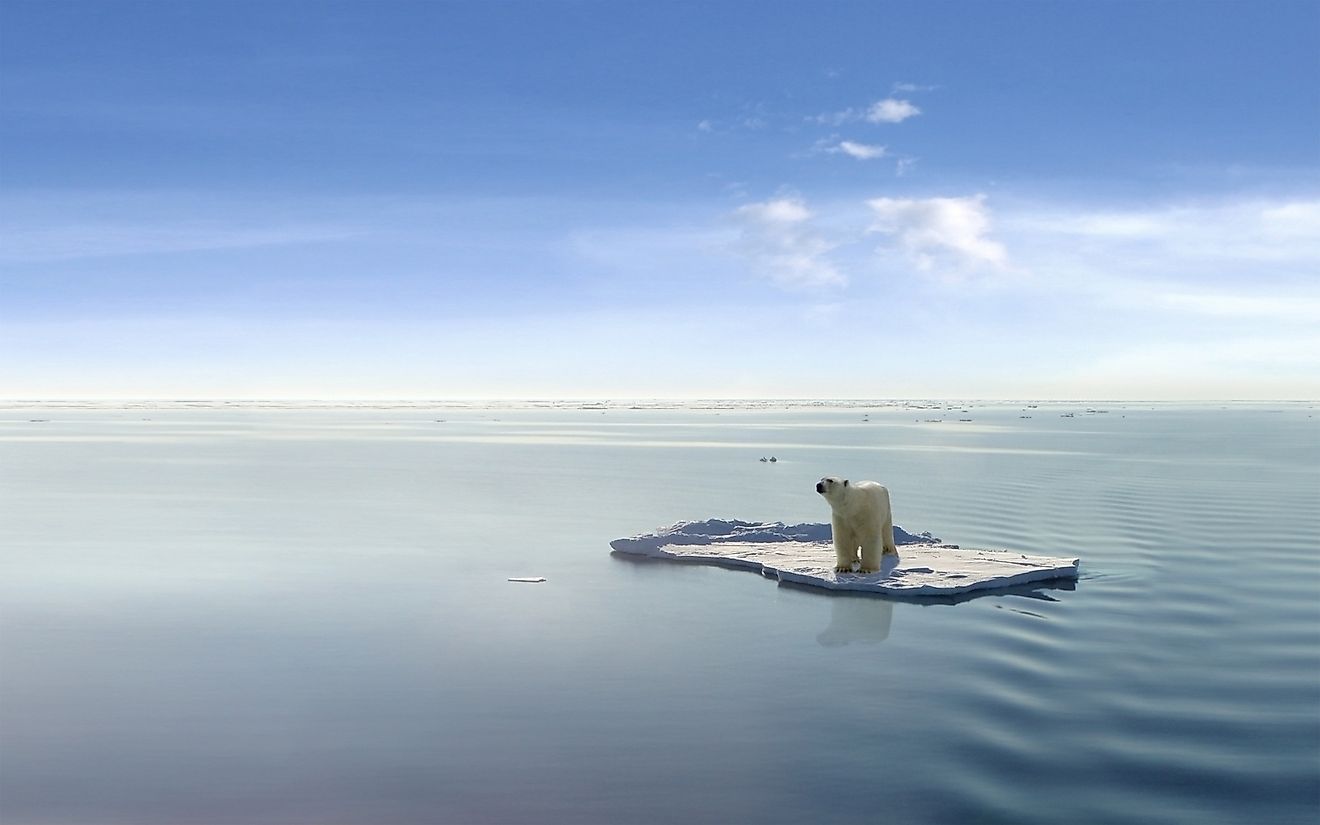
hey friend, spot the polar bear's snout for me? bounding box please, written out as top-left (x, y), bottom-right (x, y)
top-left (815, 480), bottom-right (825, 493)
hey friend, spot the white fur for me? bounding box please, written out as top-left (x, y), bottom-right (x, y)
top-left (815, 476), bottom-right (898, 573)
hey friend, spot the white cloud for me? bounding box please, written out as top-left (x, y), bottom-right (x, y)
top-left (732, 197), bottom-right (844, 289)
top-left (812, 97), bottom-right (922, 126)
top-left (891, 81), bottom-right (938, 94)
top-left (835, 140), bottom-right (887, 160)
top-left (867, 194), bottom-right (1007, 272)
top-left (866, 98), bottom-right (921, 123)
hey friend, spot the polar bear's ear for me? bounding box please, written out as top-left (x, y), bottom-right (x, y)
top-left (843, 479), bottom-right (849, 487)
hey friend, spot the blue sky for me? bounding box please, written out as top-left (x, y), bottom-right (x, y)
top-left (2, 0), bottom-right (1317, 399)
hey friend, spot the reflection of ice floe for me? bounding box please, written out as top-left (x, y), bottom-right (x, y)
top-left (610, 518), bottom-right (1079, 599)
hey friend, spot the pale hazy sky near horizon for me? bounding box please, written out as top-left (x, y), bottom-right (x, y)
top-left (2, 0), bottom-right (1318, 399)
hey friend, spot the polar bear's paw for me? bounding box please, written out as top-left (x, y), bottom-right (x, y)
top-left (834, 565), bottom-right (856, 573)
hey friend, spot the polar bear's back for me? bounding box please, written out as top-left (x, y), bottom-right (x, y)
top-left (835, 480), bottom-right (890, 519)
top-left (847, 480), bottom-right (890, 507)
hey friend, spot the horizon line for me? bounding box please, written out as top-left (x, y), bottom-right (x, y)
top-left (2, 397), bottom-right (1315, 405)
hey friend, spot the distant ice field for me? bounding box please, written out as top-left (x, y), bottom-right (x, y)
top-left (1, 401), bottom-right (1316, 824)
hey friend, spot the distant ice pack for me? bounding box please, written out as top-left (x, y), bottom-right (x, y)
top-left (610, 519), bottom-right (1079, 598)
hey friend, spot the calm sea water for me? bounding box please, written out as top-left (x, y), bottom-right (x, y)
top-left (1, 401), bottom-right (1317, 824)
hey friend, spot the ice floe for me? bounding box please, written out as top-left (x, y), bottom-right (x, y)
top-left (610, 518), bottom-right (1079, 598)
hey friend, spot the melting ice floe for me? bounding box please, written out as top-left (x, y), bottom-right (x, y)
top-left (610, 519), bottom-right (1079, 598)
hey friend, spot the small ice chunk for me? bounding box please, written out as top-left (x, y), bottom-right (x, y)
top-left (507, 577), bottom-right (546, 583)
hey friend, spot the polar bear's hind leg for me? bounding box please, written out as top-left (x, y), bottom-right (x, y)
top-left (882, 512), bottom-right (898, 556)
top-left (858, 535), bottom-right (881, 573)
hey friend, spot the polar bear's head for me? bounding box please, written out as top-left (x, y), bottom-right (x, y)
top-left (815, 476), bottom-right (849, 501)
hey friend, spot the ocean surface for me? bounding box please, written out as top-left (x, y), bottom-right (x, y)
top-left (1, 401), bottom-right (1316, 824)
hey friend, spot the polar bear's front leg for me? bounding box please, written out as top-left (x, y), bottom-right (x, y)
top-left (832, 516), bottom-right (858, 572)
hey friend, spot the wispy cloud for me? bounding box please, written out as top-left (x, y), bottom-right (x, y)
top-left (809, 138), bottom-right (888, 160)
top-left (989, 196), bottom-right (1320, 327)
top-left (693, 101), bottom-right (776, 134)
top-left (1154, 290), bottom-right (1320, 322)
top-left (812, 97), bottom-right (922, 126)
top-left (0, 221), bottom-right (357, 263)
top-left (1005, 198), bottom-right (1320, 265)
top-left (731, 197), bottom-right (844, 289)
top-left (867, 194), bottom-right (1007, 273)
top-left (890, 81), bottom-right (939, 94)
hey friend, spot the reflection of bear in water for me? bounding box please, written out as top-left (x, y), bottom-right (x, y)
top-left (816, 476), bottom-right (899, 573)
top-left (816, 597), bottom-right (894, 647)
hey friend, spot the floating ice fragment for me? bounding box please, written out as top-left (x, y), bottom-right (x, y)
top-left (610, 518), bottom-right (1079, 598)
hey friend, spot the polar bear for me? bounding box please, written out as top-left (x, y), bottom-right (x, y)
top-left (815, 476), bottom-right (898, 573)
